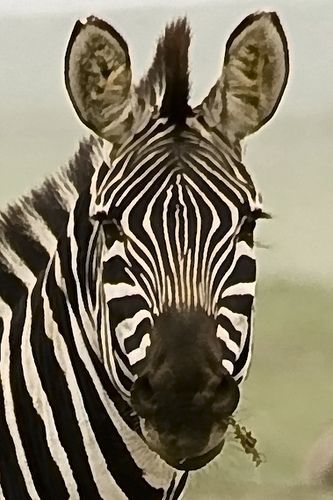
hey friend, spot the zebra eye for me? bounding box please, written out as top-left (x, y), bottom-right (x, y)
top-left (237, 210), bottom-right (271, 241)
top-left (239, 217), bottom-right (256, 238)
top-left (103, 219), bottom-right (126, 246)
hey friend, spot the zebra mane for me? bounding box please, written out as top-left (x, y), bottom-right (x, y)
top-left (0, 135), bottom-right (104, 308)
top-left (138, 18), bottom-right (192, 125)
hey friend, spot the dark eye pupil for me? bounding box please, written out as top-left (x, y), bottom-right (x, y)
top-left (242, 219), bottom-right (256, 234)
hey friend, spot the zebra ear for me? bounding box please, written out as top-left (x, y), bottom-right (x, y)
top-left (198, 12), bottom-right (289, 142)
top-left (65, 16), bottom-right (134, 143)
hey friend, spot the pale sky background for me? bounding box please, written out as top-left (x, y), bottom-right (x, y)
top-left (0, 0), bottom-right (332, 286)
top-left (0, 0), bottom-right (208, 14)
top-left (1, 3), bottom-right (333, 496)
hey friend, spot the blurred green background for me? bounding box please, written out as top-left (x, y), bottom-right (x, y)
top-left (1, 0), bottom-right (333, 498)
top-left (184, 280), bottom-right (333, 499)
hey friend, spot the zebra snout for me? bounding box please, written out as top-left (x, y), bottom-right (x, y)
top-left (131, 369), bottom-right (240, 421)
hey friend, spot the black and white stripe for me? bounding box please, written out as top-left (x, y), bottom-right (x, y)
top-left (0, 137), bottom-right (185, 499)
top-left (0, 12), bottom-right (289, 499)
top-left (88, 122), bottom-right (260, 400)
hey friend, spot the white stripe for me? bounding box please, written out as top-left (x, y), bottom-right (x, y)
top-left (211, 240), bottom-right (254, 310)
top-left (128, 333), bottom-right (151, 366)
top-left (143, 168), bottom-right (175, 308)
top-left (21, 205), bottom-right (57, 255)
top-left (115, 119), bottom-right (170, 163)
top-left (184, 174), bottom-right (221, 308)
top-left (49, 174), bottom-right (79, 212)
top-left (175, 176), bottom-right (185, 305)
top-left (177, 175), bottom-right (188, 255)
top-left (53, 260), bottom-right (178, 492)
top-left (114, 351), bottom-right (136, 382)
top-left (216, 325), bottom-right (239, 357)
top-left (162, 186), bottom-right (179, 305)
top-left (184, 186), bottom-right (202, 308)
top-left (90, 149), bottom-right (135, 216)
top-left (103, 240), bottom-right (131, 266)
top-left (222, 359), bottom-right (234, 375)
top-left (190, 146), bottom-right (255, 202)
top-left (222, 281), bottom-right (255, 298)
top-left (126, 267), bottom-right (155, 312)
top-left (104, 282), bottom-right (143, 301)
top-left (234, 306), bottom-right (254, 383)
top-left (99, 287), bottom-right (131, 399)
top-left (217, 307), bottom-right (248, 352)
top-left (114, 152), bottom-right (169, 208)
top-left (185, 248), bottom-right (192, 307)
top-left (188, 153), bottom-right (245, 203)
top-left (0, 300), bottom-right (40, 499)
top-left (85, 221), bottom-right (101, 321)
top-left (0, 243), bottom-right (35, 288)
top-left (121, 162), bottom-right (174, 311)
top-left (115, 310), bottom-right (152, 353)
top-left (21, 289), bottom-right (78, 498)
top-left (67, 211), bottom-right (100, 357)
top-left (43, 267), bottom-right (126, 500)
top-left (0, 474), bottom-right (4, 500)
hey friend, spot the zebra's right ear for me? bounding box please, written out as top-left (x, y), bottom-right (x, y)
top-left (65, 16), bottom-right (134, 143)
top-left (197, 12), bottom-right (289, 143)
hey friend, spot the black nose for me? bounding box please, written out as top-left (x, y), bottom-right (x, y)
top-left (212, 370), bottom-right (240, 417)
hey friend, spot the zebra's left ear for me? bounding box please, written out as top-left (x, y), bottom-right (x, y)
top-left (198, 12), bottom-right (289, 142)
top-left (65, 16), bottom-right (134, 143)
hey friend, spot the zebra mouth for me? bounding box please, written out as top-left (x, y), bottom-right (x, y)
top-left (140, 418), bottom-right (225, 470)
top-left (164, 440), bottom-right (225, 471)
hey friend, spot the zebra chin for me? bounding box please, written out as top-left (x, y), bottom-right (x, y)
top-left (158, 441), bottom-right (226, 471)
top-left (139, 418), bottom-right (227, 471)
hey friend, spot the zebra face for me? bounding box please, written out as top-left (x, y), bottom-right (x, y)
top-left (95, 134), bottom-right (258, 469)
top-left (65, 12), bottom-right (289, 469)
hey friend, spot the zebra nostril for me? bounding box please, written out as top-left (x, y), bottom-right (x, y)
top-left (213, 373), bottom-right (240, 418)
top-left (139, 375), bottom-right (153, 397)
top-left (131, 375), bottom-right (155, 418)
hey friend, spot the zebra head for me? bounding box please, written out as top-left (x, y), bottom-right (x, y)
top-left (65, 13), bottom-right (289, 470)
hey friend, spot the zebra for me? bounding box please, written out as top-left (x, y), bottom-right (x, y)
top-left (0, 11), bottom-right (289, 500)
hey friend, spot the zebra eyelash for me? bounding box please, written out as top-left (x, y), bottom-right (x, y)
top-left (237, 209), bottom-right (271, 240)
top-left (251, 209), bottom-right (272, 221)
top-left (252, 210), bottom-right (272, 249)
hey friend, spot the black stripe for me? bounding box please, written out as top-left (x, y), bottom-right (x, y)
top-left (233, 312), bottom-right (252, 378)
top-left (42, 262), bottom-right (103, 499)
top-left (0, 381), bottom-right (30, 500)
top-left (9, 292), bottom-right (68, 499)
top-left (221, 294), bottom-right (253, 316)
top-left (125, 318), bottom-right (151, 353)
top-left (0, 263), bottom-right (29, 310)
top-left (170, 472), bottom-right (188, 499)
top-left (48, 254), bottom-right (165, 498)
top-left (0, 206), bottom-right (49, 276)
top-left (217, 315), bottom-right (241, 347)
top-left (0, 317), bottom-right (3, 345)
